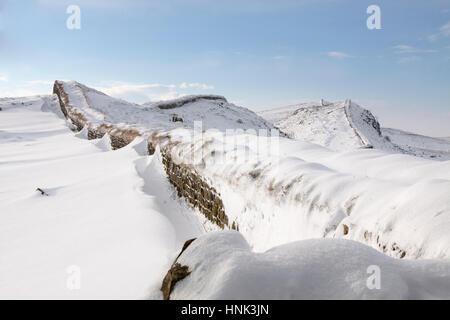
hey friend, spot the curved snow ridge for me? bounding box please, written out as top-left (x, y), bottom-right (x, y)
top-left (59, 81), bottom-right (108, 125)
top-left (344, 99), bottom-right (372, 146)
top-left (168, 129), bottom-right (450, 259)
top-left (0, 98), bottom-right (194, 299)
top-left (171, 231), bottom-right (450, 300)
top-left (345, 100), bottom-right (395, 151)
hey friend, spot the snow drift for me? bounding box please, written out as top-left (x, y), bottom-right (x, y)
top-left (170, 231), bottom-right (450, 300)
top-left (0, 97), bottom-right (204, 299)
top-left (2, 82), bottom-right (450, 300)
top-left (51, 81), bottom-right (450, 260)
top-left (167, 127), bottom-right (450, 259)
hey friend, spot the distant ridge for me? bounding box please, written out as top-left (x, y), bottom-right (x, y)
top-left (259, 99), bottom-right (450, 160)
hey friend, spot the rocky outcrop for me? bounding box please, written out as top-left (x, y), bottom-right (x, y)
top-left (147, 95), bottom-right (226, 110)
top-left (160, 238), bottom-right (196, 300)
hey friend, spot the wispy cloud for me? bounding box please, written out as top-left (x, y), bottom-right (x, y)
top-left (393, 45), bottom-right (437, 54)
top-left (0, 75), bottom-right (8, 82)
top-left (26, 80), bottom-right (54, 86)
top-left (93, 81), bottom-right (215, 103)
top-left (94, 82), bottom-right (179, 103)
top-left (180, 82), bottom-right (214, 90)
top-left (397, 56), bottom-right (421, 64)
top-left (428, 21), bottom-right (450, 41)
top-left (327, 51), bottom-right (351, 59)
top-left (0, 79), bottom-right (54, 97)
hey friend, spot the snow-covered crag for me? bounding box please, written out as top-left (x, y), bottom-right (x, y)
top-left (54, 80), bottom-right (274, 133)
top-left (259, 100), bottom-right (383, 150)
top-left (259, 100), bottom-right (450, 160)
top-left (52, 80), bottom-right (276, 230)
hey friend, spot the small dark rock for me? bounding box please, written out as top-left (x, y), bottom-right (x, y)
top-left (36, 188), bottom-right (49, 196)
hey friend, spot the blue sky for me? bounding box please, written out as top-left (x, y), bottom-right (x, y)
top-left (0, 0), bottom-right (449, 136)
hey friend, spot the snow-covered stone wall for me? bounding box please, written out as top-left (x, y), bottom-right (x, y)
top-left (53, 80), bottom-right (236, 230)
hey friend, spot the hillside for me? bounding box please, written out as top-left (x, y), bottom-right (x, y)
top-left (0, 96), bottom-right (205, 298)
top-left (1, 83), bottom-right (450, 299)
top-left (57, 81), bottom-right (275, 132)
top-left (383, 128), bottom-right (450, 160)
top-left (259, 100), bottom-right (450, 160)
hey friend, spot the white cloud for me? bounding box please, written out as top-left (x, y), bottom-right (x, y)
top-left (393, 45), bottom-right (437, 54)
top-left (26, 80), bottom-right (54, 86)
top-left (92, 81), bottom-right (215, 104)
top-left (179, 82), bottom-right (214, 90)
top-left (93, 81), bottom-right (179, 103)
top-left (327, 51), bottom-right (351, 59)
top-left (428, 21), bottom-right (450, 41)
top-left (0, 75), bottom-right (8, 82)
top-left (441, 21), bottom-right (450, 36)
top-left (0, 79), bottom-right (54, 97)
top-left (0, 79), bottom-right (215, 103)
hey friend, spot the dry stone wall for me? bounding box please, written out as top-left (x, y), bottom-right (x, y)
top-left (53, 81), bottom-right (237, 231)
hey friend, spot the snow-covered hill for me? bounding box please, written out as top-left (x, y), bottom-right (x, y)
top-left (383, 128), bottom-right (450, 160)
top-left (58, 81), bottom-right (275, 132)
top-left (259, 100), bottom-right (450, 160)
top-left (33, 83), bottom-right (450, 259)
top-left (2, 83), bottom-right (450, 299)
top-left (260, 100), bottom-right (390, 150)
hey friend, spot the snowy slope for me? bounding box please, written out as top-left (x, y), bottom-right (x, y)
top-left (259, 100), bottom-right (450, 160)
top-left (383, 128), bottom-right (450, 160)
top-left (171, 232), bottom-right (450, 299)
top-left (50, 82), bottom-right (450, 259)
top-left (2, 84), bottom-right (449, 299)
top-left (259, 100), bottom-right (388, 151)
top-left (0, 97), bottom-right (204, 299)
top-left (258, 102), bottom-right (320, 124)
top-left (166, 128), bottom-right (450, 259)
top-left (59, 81), bottom-right (275, 132)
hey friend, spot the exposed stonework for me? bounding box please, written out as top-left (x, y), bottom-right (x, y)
top-left (53, 80), bottom-right (237, 230)
top-left (160, 238), bottom-right (196, 300)
top-left (53, 81), bottom-right (87, 131)
top-left (153, 95), bottom-right (226, 110)
top-left (161, 151), bottom-right (234, 230)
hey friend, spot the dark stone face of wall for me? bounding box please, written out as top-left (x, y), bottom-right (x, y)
top-left (53, 80), bottom-right (237, 231)
top-left (160, 150), bottom-right (236, 230)
top-left (53, 81), bottom-right (86, 131)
